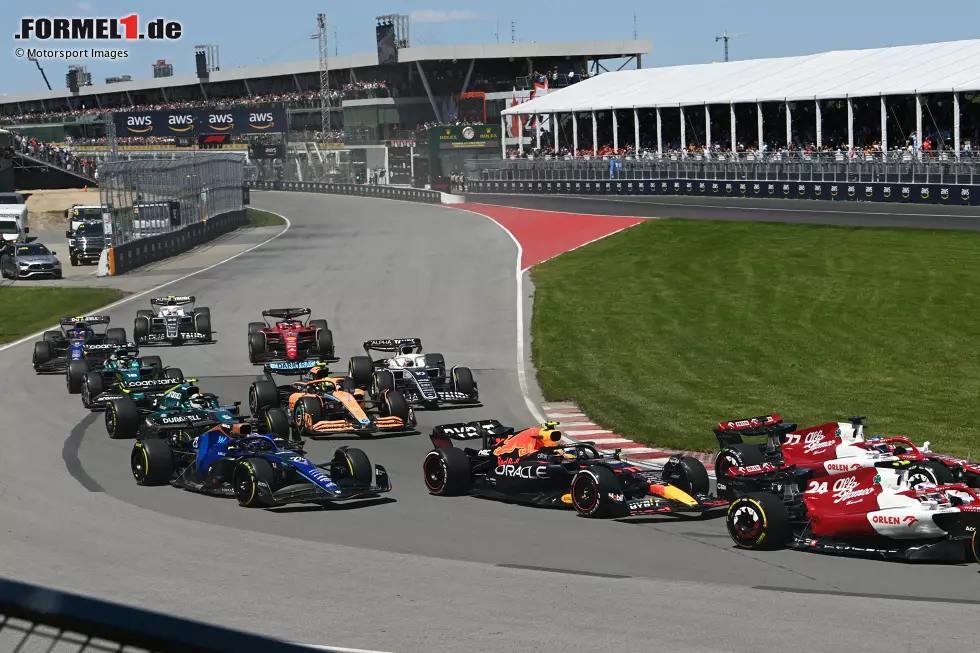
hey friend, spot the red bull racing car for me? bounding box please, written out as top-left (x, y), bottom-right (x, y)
top-left (422, 419), bottom-right (727, 518)
top-left (247, 308), bottom-right (335, 363)
top-left (724, 458), bottom-right (980, 563)
top-left (713, 414), bottom-right (979, 501)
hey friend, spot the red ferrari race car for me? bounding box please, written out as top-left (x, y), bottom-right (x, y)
top-left (247, 308), bottom-right (335, 364)
top-left (724, 460), bottom-right (980, 563)
top-left (713, 414), bottom-right (980, 500)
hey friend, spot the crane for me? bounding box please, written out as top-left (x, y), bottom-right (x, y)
top-left (715, 30), bottom-right (749, 62)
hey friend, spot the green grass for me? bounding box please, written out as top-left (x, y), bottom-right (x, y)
top-left (531, 219), bottom-right (980, 459)
top-left (245, 207), bottom-right (286, 228)
top-left (0, 287), bottom-right (126, 344)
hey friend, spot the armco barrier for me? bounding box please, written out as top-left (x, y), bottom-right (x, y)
top-left (466, 179), bottom-right (980, 206)
top-left (247, 180), bottom-right (442, 204)
top-left (107, 209), bottom-right (247, 276)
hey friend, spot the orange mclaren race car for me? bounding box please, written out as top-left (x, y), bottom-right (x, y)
top-left (247, 360), bottom-right (416, 438)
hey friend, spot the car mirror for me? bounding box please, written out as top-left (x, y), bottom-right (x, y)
top-left (65, 230), bottom-right (72, 238)
top-left (51, 251), bottom-right (57, 255)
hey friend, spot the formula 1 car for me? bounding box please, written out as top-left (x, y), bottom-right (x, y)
top-left (713, 414), bottom-right (980, 499)
top-left (247, 308), bottom-right (334, 363)
top-left (104, 378), bottom-right (290, 441)
top-left (78, 344), bottom-right (184, 410)
top-left (423, 419), bottom-right (727, 518)
top-left (134, 296), bottom-right (212, 345)
top-left (724, 460), bottom-right (980, 564)
top-left (247, 359), bottom-right (416, 438)
top-left (348, 338), bottom-right (478, 409)
top-left (32, 316), bottom-right (127, 378)
top-left (131, 429), bottom-right (391, 508)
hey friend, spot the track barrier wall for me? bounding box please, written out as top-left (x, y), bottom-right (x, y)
top-left (464, 178), bottom-right (980, 206)
top-left (247, 179), bottom-right (442, 204)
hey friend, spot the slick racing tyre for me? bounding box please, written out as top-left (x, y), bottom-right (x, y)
top-left (293, 396), bottom-right (324, 432)
top-left (663, 455), bottom-right (711, 497)
top-left (714, 443), bottom-right (766, 499)
top-left (381, 390), bottom-right (412, 427)
top-left (131, 439), bottom-right (174, 486)
top-left (139, 355), bottom-right (163, 375)
top-left (163, 367), bottom-right (184, 382)
top-left (309, 318), bottom-right (329, 333)
top-left (373, 370), bottom-right (396, 395)
top-left (106, 327), bottom-right (127, 344)
top-left (248, 380), bottom-right (279, 415)
top-left (906, 460), bottom-right (955, 488)
top-left (194, 310), bottom-right (212, 342)
top-left (33, 341), bottom-right (52, 372)
top-left (247, 321), bottom-right (265, 336)
top-left (451, 366), bottom-right (476, 395)
top-left (971, 529), bottom-right (980, 566)
top-left (425, 353), bottom-right (447, 377)
top-left (726, 492), bottom-right (791, 550)
top-left (106, 397), bottom-right (141, 439)
top-left (348, 356), bottom-right (374, 388)
top-left (571, 466), bottom-right (620, 518)
top-left (81, 371), bottom-right (104, 409)
top-left (234, 459), bottom-right (277, 507)
top-left (263, 407), bottom-right (290, 440)
top-left (334, 447), bottom-right (373, 485)
top-left (42, 330), bottom-right (61, 344)
top-left (133, 316), bottom-right (150, 343)
top-left (315, 328), bottom-right (334, 358)
top-left (423, 447), bottom-right (471, 495)
top-left (66, 359), bottom-right (90, 394)
top-left (248, 331), bottom-right (266, 363)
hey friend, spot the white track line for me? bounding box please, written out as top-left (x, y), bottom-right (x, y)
top-left (0, 214), bottom-right (291, 354)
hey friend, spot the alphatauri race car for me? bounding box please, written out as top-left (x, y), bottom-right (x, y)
top-left (33, 316), bottom-right (126, 378)
top-left (423, 419), bottom-right (727, 518)
top-left (134, 296), bottom-right (212, 345)
top-left (724, 460), bottom-right (980, 563)
top-left (713, 414), bottom-right (980, 499)
top-left (104, 379), bottom-right (290, 441)
top-left (131, 429), bottom-right (391, 508)
top-left (247, 359), bottom-right (416, 438)
top-left (348, 338), bottom-right (478, 408)
top-left (248, 308), bottom-right (334, 363)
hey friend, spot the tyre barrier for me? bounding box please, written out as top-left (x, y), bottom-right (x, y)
top-left (247, 180), bottom-right (442, 204)
top-left (466, 178), bottom-right (980, 206)
top-left (106, 209), bottom-right (247, 276)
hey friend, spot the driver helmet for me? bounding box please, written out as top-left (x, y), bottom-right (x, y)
top-left (305, 364), bottom-right (331, 381)
top-left (167, 297), bottom-right (177, 306)
top-left (188, 393), bottom-right (210, 410)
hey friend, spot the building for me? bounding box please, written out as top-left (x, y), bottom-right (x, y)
top-left (152, 60), bottom-right (174, 78)
top-left (105, 75), bottom-right (132, 84)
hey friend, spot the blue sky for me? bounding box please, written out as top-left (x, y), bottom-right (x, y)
top-left (2, 0), bottom-right (978, 95)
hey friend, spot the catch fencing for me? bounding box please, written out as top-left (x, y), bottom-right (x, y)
top-left (99, 153), bottom-right (245, 246)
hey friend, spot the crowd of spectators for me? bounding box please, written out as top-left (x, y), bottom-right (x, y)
top-left (14, 133), bottom-right (98, 179)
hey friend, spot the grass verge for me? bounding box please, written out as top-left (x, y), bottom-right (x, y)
top-left (245, 207), bottom-right (286, 228)
top-left (531, 218), bottom-right (980, 459)
top-left (0, 287), bottom-right (126, 344)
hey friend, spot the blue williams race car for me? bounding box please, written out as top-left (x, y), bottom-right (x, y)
top-left (131, 428), bottom-right (391, 508)
top-left (32, 316), bottom-right (127, 380)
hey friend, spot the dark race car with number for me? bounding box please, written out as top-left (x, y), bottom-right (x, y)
top-left (33, 315), bottom-right (127, 378)
top-left (134, 296), bottom-right (212, 346)
top-left (79, 344), bottom-right (184, 410)
top-left (723, 459), bottom-right (980, 564)
top-left (247, 360), bottom-right (416, 438)
top-left (713, 414), bottom-right (980, 499)
top-left (248, 308), bottom-right (334, 363)
top-left (348, 338), bottom-right (479, 409)
top-left (422, 419), bottom-right (726, 518)
top-left (131, 428), bottom-right (391, 508)
top-left (103, 378), bottom-right (290, 442)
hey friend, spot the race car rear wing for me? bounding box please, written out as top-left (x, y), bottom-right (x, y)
top-left (150, 295), bottom-right (194, 306)
top-left (363, 338), bottom-right (422, 353)
top-left (713, 414), bottom-right (792, 446)
top-left (430, 419), bottom-right (513, 449)
top-left (60, 315), bottom-right (110, 326)
top-left (262, 308), bottom-right (311, 320)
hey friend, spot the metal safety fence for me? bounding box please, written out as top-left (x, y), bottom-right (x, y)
top-left (467, 151), bottom-right (980, 186)
top-left (98, 153), bottom-right (245, 246)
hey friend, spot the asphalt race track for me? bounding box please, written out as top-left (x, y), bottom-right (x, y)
top-left (0, 191), bottom-right (977, 653)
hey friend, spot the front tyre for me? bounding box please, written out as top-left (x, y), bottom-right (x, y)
top-left (106, 397), bottom-right (141, 439)
top-left (131, 439), bottom-right (174, 486)
top-left (571, 466), bottom-right (620, 518)
top-left (422, 447), bottom-right (471, 495)
top-left (264, 407), bottom-right (290, 440)
top-left (233, 459), bottom-right (276, 507)
top-left (726, 492), bottom-right (791, 550)
top-left (335, 447), bottom-right (373, 485)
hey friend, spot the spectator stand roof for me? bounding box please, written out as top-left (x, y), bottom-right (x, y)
top-left (502, 39), bottom-right (980, 115)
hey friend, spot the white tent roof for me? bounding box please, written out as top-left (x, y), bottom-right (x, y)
top-left (502, 39), bottom-right (980, 114)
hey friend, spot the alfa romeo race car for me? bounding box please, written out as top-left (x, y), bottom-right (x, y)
top-left (134, 296), bottom-right (212, 345)
top-left (713, 414), bottom-right (979, 499)
top-left (247, 308), bottom-right (334, 363)
top-left (348, 338), bottom-right (478, 408)
top-left (247, 359), bottom-right (415, 438)
top-left (104, 379), bottom-right (290, 441)
top-left (78, 345), bottom-right (184, 410)
top-left (33, 316), bottom-right (127, 378)
top-left (131, 429), bottom-right (391, 508)
top-left (724, 460), bottom-right (980, 563)
top-left (423, 419), bottom-right (727, 518)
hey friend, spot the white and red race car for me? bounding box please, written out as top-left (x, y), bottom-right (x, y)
top-left (713, 414), bottom-right (980, 499)
top-left (724, 461), bottom-right (980, 563)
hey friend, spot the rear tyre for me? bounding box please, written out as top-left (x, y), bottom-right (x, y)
top-left (163, 367), bottom-right (184, 381)
top-left (348, 356), bottom-right (374, 388)
top-left (66, 359), bottom-right (90, 394)
top-left (263, 407), bottom-right (290, 440)
top-left (309, 318), bottom-right (329, 332)
top-left (233, 459), bottom-right (276, 507)
top-left (422, 447), bottom-right (472, 495)
top-left (106, 397), bottom-right (141, 439)
top-left (106, 327), bottom-right (127, 344)
top-left (907, 460), bottom-right (955, 488)
top-left (726, 492), bottom-right (791, 550)
top-left (714, 443), bottom-right (766, 499)
top-left (33, 341), bottom-right (52, 371)
top-left (131, 439), bottom-right (174, 486)
top-left (81, 371), bottom-right (104, 409)
top-left (451, 366), bottom-right (476, 395)
top-left (248, 331), bottom-right (266, 363)
top-left (571, 466), bottom-right (620, 518)
top-left (425, 353), bottom-right (447, 376)
top-left (248, 380), bottom-right (279, 415)
top-left (135, 310), bottom-right (152, 321)
top-left (139, 355), bottom-right (163, 376)
top-left (373, 370), bottom-right (396, 395)
top-left (43, 330), bottom-right (62, 343)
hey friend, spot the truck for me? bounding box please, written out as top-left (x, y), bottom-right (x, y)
top-left (0, 204), bottom-right (30, 247)
top-left (64, 204), bottom-right (107, 266)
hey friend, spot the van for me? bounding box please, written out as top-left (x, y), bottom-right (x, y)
top-left (0, 204), bottom-right (29, 244)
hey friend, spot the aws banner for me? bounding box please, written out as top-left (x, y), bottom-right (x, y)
top-left (113, 108), bottom-right (287, 137)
